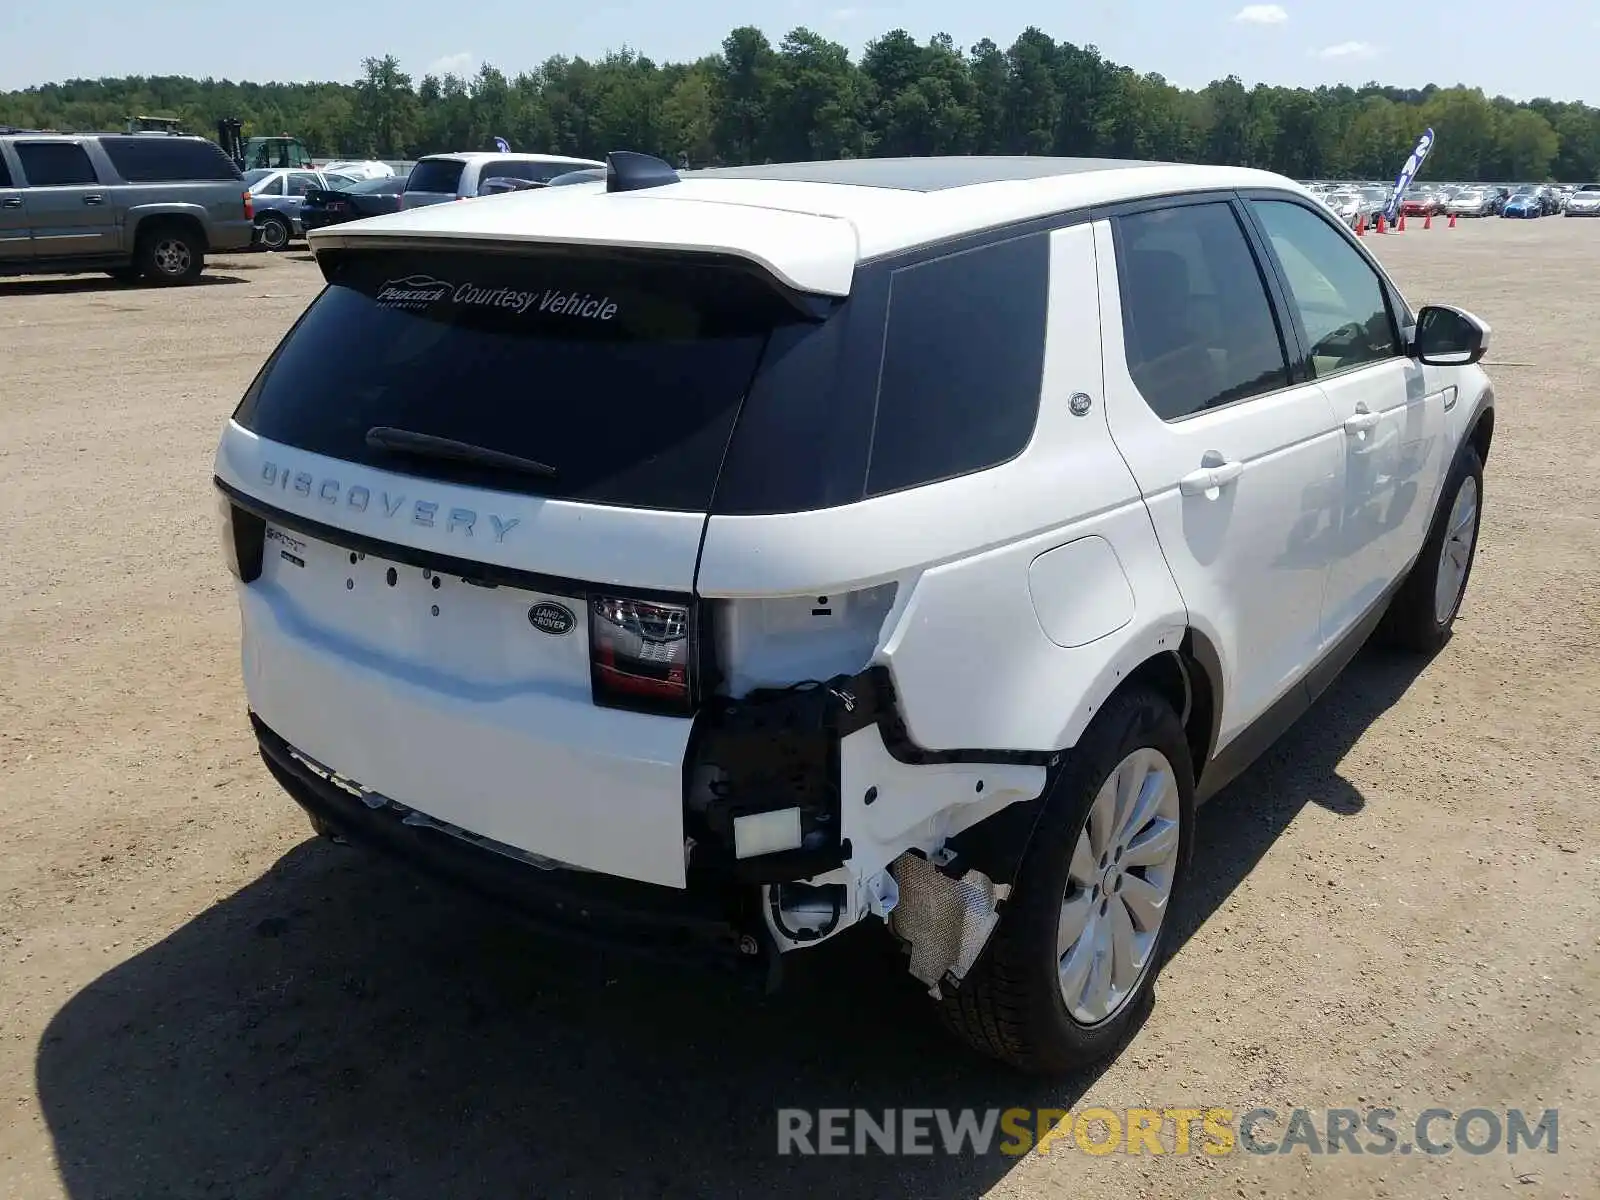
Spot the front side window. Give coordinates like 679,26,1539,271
14,142,98,187
1250,199,1400,378
1114,201,1291,421
287,172,320,196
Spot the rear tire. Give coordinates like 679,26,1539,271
1381,446,1484,655
136,223,204,284
939,687,1195,1074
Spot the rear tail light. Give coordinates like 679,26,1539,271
242,190,253,220
215,494,265,583
589,596,700,715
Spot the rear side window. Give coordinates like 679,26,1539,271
864,233,1049,497
1114,202,1290,421
15,142,98,187
405,160,465,194
234,249,815,511
99,136,240,182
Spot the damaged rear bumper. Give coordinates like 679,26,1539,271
253,663,1055,993
254,713,771,971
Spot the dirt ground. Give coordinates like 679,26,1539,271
1,219,1597,1200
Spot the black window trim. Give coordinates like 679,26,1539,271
1101,189,1308,424
1236,188,1414,383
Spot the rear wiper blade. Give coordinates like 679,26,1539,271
365,426,559,480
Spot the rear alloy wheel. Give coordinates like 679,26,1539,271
940,687,1194,1074
137,224,204,284
1382,446,1484,654
1057,748,1183,1025
256,213,292,252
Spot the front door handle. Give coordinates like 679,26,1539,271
82,194,105,205
0,197,21,209
1179,459,1244,497
1344,406,1382,436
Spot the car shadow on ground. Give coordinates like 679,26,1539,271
0,274,247,296
34,645,1424,1199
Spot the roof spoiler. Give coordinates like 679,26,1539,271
606,151,679,194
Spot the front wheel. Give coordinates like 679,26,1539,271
1382,446,1483,654
940,687,1195,1074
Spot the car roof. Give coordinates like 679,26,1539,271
418,152,606,165
311,156,1304,296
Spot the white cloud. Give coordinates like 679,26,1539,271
424,52,476,78
1233,5,1288,24
1316,40,1383,60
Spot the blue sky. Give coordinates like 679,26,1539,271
3,1,1598,103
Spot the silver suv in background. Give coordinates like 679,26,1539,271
400,152,606,208
0,133,254,283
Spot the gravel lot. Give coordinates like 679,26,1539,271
2,220,1597,1199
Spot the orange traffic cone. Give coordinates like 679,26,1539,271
1423,212,1432,229
1375,213,1387,234
1448,212,1457,228
1355,213,1366,235
1397,213,1406,231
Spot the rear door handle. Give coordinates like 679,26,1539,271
1179,459,1244,497
0,197,21,209
1344,407,1382,435
82,194,105,205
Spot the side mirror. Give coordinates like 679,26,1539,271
1411,304,1490,367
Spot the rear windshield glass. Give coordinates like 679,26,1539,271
233,249,813,511
405,159,465,194
476,158,593,188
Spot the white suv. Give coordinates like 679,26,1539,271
213,152,1495,1074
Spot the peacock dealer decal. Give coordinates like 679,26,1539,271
375,274,618,321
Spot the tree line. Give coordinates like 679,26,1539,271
4,26,1599,182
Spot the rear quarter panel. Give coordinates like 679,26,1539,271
696,222,1190,754
121,181,251,252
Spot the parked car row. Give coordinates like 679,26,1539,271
1305,178,1600,223
261,151,608,242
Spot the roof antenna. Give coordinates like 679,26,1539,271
606,151,680,194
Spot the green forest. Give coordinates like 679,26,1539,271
4,26,1599,182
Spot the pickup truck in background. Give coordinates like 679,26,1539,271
0,133,254,283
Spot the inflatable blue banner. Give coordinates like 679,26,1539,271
1385,128,1435,221
493,136,511,153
